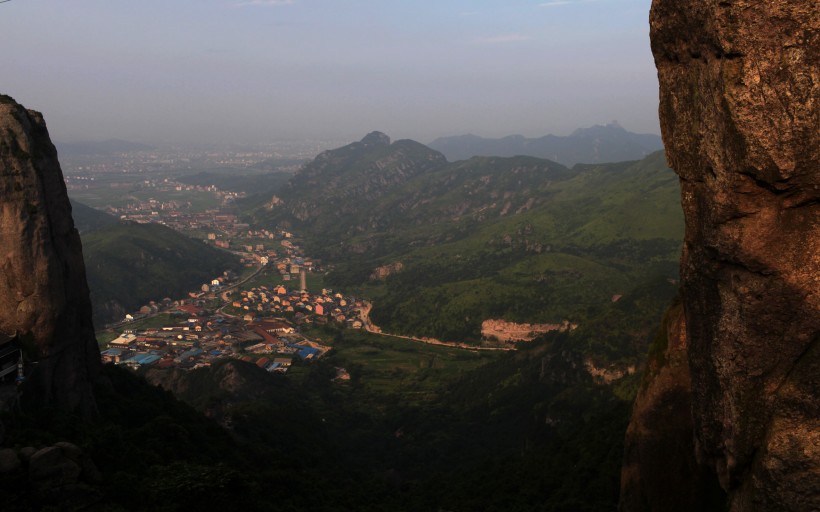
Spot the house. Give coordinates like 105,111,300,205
178,304,204,316
110,333,137,347
101,347,126,364
121,353,162,368
255,320,295,335
291,345,320,360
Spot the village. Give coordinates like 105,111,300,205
98,224,363,377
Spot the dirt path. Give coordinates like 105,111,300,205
358,302,514,352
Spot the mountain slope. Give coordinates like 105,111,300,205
82,222,241,324
356,152,682,347
429,122,663,166
70,199,118,234
252,131,449,240
248,134,682,352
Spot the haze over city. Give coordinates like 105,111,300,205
1,0,658,145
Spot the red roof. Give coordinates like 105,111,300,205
253,326,278,343
177,304,204,315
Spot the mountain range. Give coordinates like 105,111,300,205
428,122,663,167
249,132,683,355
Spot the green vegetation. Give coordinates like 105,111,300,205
68,173,223,211
69,199,117,233
303,325,500,400
0,135,688,510
4,321,645,511
248,143,682,356
81,222,241,324
177,169,292,195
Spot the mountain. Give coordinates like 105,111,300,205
621,3,820,511
81,222,241,325
0,94,99,414
250,133,682,353
56,138,154,156
352,151,683,348
253,131,449,239
69,199,118,234
429,122,663,166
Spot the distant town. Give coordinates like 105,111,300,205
99,225,362,379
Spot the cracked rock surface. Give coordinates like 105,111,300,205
622,2,819,511
0,95,99,415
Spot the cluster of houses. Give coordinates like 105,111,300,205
230,285,365,329
100,229,363,375
101,307,330,372
107,187,246,228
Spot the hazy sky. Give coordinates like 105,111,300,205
1,0,659,145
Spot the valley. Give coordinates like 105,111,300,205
3,123,685,510
2,1,815,508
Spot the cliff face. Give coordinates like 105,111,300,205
622,2,819,511
620,301,726,511
0,95,100,414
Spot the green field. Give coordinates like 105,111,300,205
96,312,186,349
302,326,500,401
71,187,222,211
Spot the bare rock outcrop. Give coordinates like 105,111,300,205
622,2,819,511
369,261,404,281
0,95,100,414
0,442,102,508
480,318,575,342
620,302,725,511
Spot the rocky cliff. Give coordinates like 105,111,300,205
622,1,819,511
0,95,100,415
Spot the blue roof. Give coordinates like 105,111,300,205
101,348,124,356
139,355,161,365
288,344,320,360
179,348,203,359
128,353,162,365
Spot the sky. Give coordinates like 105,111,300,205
0,0,659,145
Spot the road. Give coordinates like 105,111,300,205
358,302,515,352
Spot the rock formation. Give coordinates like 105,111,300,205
620,302,726,511
369,261,404,281
0,442,102,508
480,318,575,343
0,95,100,415
622,1,819,510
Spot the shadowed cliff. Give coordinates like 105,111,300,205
621,1,819,511
0,95,100,415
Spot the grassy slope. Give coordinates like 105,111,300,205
344,151,682,348
69,199,117,234
82,222,241,324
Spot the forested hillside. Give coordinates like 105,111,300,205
248,136,682,352
81,222,241,324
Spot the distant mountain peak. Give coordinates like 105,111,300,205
570,122,629,137
361,131,391,147
430,124,663,166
